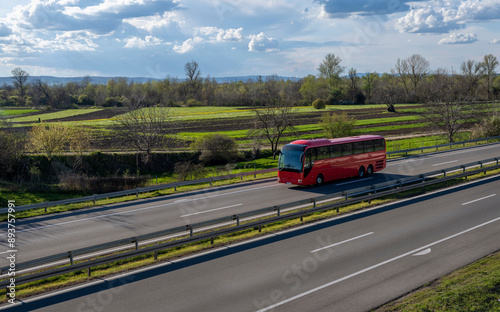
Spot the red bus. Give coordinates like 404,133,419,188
277,135,386,186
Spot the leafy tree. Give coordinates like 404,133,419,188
0,120,26,177
318,53,345,91
319,111,356,138
191,133,238,165
28,123,70,161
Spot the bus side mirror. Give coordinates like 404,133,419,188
274,150,281,160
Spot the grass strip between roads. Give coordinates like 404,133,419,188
1,167,500,305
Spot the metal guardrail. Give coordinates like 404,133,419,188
386,135,500,157
1,157,499,287
1,137,499,214
0,168,278,214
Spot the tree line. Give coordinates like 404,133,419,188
2,54,499,109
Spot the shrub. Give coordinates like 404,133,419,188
191,133,239,165
471,114,500,139
174,162,207,181
319,111,357,138
312,98,326,109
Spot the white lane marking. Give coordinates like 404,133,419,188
0,250,16,255
462,194,496,206
0,184,282,236
335,178,373,186
386,144,500,167
432,160,458,167
180,204,243,217
311,232,373,253
413,248,431,256
256,215,500,312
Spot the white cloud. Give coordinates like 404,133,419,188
489,38,500,44
248,32,279,52
173,36,203,53
396,7,461,33
123,11,182,32
123,35,163,49
396,0,500,34
438,33,478,44
196,27,243,42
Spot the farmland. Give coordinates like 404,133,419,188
3,103,480,151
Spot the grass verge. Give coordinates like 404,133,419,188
372,250,500,312
2,167,499,304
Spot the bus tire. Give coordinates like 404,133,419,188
366,165,374,176
358,166,365,178
316,174,324,186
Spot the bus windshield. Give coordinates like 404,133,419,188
278,144,306,173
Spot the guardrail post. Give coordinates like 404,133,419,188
68,251,74,265
496,158,499,166
93,195,96,205
210,237,214,245
133,237,138,250
88,267,91,277
186,225,193,237
136,190,139,198
312,199,316,209
442,170,446,178
274,206,280,216
44,207,47,213
210,178,213,186
233,215,240,226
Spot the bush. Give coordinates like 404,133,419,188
59,174,148,193
174,162,207,181
471,114,500,139
320,111,357,138
312,98,326,109
191,133,239,165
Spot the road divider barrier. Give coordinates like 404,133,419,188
1,157,499,290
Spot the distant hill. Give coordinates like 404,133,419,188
0,75,302,86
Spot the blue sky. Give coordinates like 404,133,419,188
0,0,499,79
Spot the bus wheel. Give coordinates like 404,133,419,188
316,174,324,186
358,166,365,178
366,165,374,176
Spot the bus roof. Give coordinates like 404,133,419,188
289,135,384,147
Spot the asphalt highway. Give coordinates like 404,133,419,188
1,143,499,266
5,170,500,311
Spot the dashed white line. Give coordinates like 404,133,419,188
180,204,243,217
432,160,458,167
462,194,496,206
257,215,500,312
311,232,373,253
336,178,373,186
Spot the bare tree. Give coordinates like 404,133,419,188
422,68,473,143
28,123,70,161
481,54,499,100
317,53,345,91
184,60,202,96
118,106,176,156
392,54,429,101
34,78,52,107
11,68,29,99
252,104,295,156
460,59,484,97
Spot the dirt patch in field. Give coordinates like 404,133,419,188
52,108,127,122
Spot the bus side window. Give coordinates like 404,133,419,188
342,143,352,156
318,146,329,160
331,144,341,157
364,140,374,153
304,149,312,168
374,139,385,151
353,142,363,155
